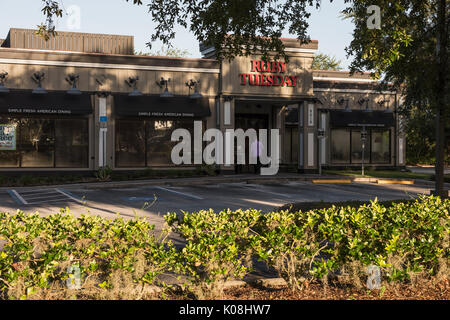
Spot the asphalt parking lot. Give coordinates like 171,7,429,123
0,180,434,233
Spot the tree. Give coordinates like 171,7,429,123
135,45,190,58
344,0,449,196
311,53,343,70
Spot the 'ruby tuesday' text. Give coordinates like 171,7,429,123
239,60,298,87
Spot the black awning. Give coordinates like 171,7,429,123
114,95,211,118
0,91,93,115
330,110,395,127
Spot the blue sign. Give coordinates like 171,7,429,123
99,116,108,122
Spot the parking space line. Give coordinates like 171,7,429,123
24,193,70,201
154,186,204,200
9,190,28,205
240,184,293,198
27,197,76,205
55,189,84,203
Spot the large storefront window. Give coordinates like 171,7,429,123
0,117,89,168
331,129,350,164
331,128,391,165
115,118,197,167
371,130,391,163
115,120,146,167
351,130,370,164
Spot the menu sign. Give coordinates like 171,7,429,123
0,124,16,150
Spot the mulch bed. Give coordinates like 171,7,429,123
163,279,449,300
221,279,449,300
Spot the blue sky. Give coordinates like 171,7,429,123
0,0,355,68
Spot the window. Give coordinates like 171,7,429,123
331,128,391,165
55,119,89,168
20,119,55,167
331,129,350,164
115,119,197,167
115,120,146,167
371,130,391,163
0,117,89,168
351,130,370,164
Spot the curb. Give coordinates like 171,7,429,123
0,175,445,191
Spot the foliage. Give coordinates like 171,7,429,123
0,196,448,299
135,45,191,58
40,0,325,62
164,208,260,299
253,196,449,291
0,210,174,300
312,52,343,71
400,105,450,165
94,166,113,182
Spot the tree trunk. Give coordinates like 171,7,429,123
434,0,448,198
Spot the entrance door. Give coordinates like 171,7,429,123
234,114,269,173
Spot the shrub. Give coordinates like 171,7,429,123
164,208,259,299
94,166,113,182
0,210,174,300
253,196,450,291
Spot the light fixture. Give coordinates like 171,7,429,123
157,77,173,98
125,76,142,96
32,72,47,94
337,97,351,112
0,72,9,93
66,74,81,95
378,99,393,113
185,79,203,99
358,98,372,113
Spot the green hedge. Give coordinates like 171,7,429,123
0,196,449,299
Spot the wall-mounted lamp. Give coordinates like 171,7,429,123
358,98,372,113
66,74,81,95
126,76,142,96
337,97,351,112
32,72,47,94
185,79,202,99
156,77,173,98
378,99,393,113
0,72,9,93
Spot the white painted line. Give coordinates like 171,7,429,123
240,184,293,198
154,186,204,200
10,189,28,205
23,193,68,201
27,198,76,205
16,189,56,194
55,188,84,203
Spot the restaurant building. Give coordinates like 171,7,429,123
0,28,405,173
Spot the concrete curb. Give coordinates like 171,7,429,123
0,175,446,191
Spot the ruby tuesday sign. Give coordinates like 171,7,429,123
239,60,297,87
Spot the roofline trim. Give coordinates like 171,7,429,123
0,58,221,74
314,88,396,95
313,76,377,83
